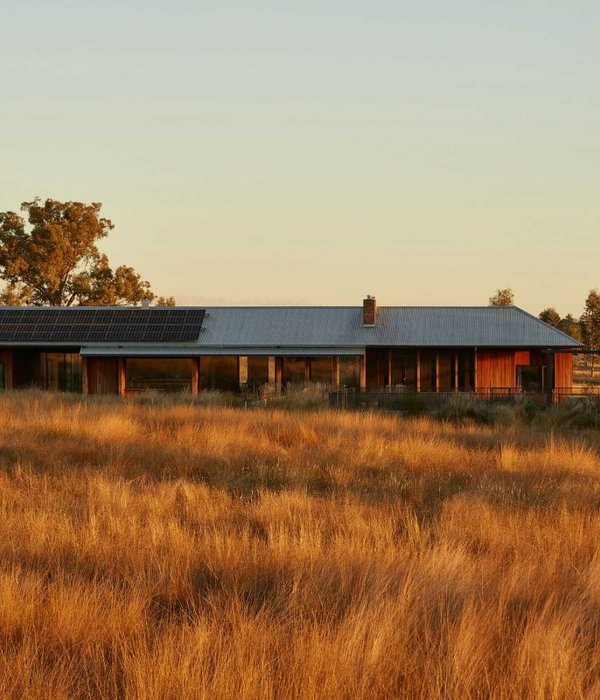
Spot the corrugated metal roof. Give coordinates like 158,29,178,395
2,305,581,352
196,306,580,349
80,346,203,357
80,345,363,357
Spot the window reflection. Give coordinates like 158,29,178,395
282,358,306,384
339,357,361,388
199,357,239,392
419,351,436,392
309,358,333,384
126,358,193,392
247,357,269,387
41,353,82,393
517,365,543,392
390,351,417,389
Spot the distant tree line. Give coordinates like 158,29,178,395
489,287,600,376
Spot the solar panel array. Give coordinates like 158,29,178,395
0,308,206,343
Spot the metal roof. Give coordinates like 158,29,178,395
0,305,581,351
80,345,363,357
196,306,580,349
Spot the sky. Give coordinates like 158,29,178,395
1,0,599,315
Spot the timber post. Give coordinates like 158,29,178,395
118,358,126,396
82,357,89,396
546,349,554,408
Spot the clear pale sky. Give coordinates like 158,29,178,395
1,1,599,315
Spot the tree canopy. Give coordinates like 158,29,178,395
0,198,174,306
581,290,600,350
580,289,600,376
488,288,514,306
538,307,561,328
559,313,582,343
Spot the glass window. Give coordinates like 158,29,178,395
517,365,543,392
458,350,474,390
199,356,239,392
366,350,388,388
310,358,333,384
419,351,436,392
339,357,361,388
391,351,417,389
438,351,453,392
41,353,82,393
126,358,193,392
247,357,269,387
11,351,41,389
0,362,4,390
282,358,306,384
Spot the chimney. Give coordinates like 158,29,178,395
363,295,377,326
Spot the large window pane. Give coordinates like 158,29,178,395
41,353,82,393
11,351,41,389
247,357,269,387
339,357,361,388
438,351,453,392
199,356,239,391
282,358,306,384
366,350,388,388
419,351,436,392
310,358,332,384
391,351,417,389
517,365,543,392
458,350,474,390
127,358,193,392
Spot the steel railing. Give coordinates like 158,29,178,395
329,387,600,410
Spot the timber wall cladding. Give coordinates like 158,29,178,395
476,350,516,389
514,351,530,365
554,353,573,389
87,358,119,395
514,350,544,366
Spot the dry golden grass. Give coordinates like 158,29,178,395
1,391,600,699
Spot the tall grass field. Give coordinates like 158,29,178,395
1,391,600,698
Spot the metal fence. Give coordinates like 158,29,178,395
328,387,600,411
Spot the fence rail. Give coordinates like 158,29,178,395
328,387,600,411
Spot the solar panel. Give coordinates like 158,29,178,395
0,308,206,344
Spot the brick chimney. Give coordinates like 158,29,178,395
363,295,377,326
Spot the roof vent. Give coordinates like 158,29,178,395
363,295,377,326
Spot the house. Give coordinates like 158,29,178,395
0,297,580,395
